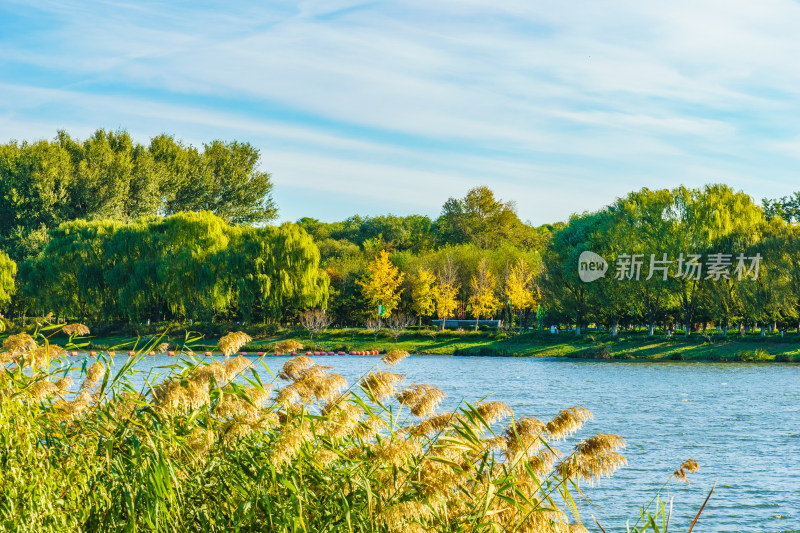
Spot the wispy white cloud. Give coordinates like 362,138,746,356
2,0,800,224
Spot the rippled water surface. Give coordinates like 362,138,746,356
73,354,800,532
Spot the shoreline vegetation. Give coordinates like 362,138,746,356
21,322,800,362
6,136,800,355
0,325,706,531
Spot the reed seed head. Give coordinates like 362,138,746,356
61,323,90,336
381,349,409,367
475,401,514,424
360,370,405,401
223,355,252,381
217,331,252,356
396,384,446,417
546,407,592,440
275,339,304,353
674,458,700,483
279,355,315,381
85,362,105,384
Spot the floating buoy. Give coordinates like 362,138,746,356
306,351,313,355
338,351,345,355
349,351,356,355
186,351,194,356
240,351,247,356
89,351,97,357
70,351,78,357
108,351,115,357
148,351,155,357
167,351,175,357
204,351,212,357
257,351,265,356
326,351,333,355
128,351,135,357
290,351,297,355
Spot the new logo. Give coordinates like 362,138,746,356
578,251,608,282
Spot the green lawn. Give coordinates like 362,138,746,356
52,326,800,362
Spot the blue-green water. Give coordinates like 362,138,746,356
69,354,800,532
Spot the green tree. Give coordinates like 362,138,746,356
0,250,16,309
436,186,525,248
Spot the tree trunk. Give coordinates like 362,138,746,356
612,317,619,337
760,323,765,337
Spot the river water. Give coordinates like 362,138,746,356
70,354,800,532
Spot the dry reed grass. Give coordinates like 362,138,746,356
0,329,699,533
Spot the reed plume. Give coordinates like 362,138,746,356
217,331,252,356
61,323,90,336
381,349,409,367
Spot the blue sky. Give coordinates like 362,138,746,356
2,0,800,225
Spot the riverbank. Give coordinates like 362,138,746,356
44,326,800,362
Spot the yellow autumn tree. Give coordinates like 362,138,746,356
411,268,437,327
469,258,497,331
434,255,459,331
358,250,404,318
504,258,539,331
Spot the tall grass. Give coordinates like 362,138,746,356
1,326,697,532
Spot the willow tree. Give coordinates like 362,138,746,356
264,223,329,321
358,250,404,320
152,211,233,322
222,226,272,324
664,185,766,336
21,219,121,321
0,250,16,309
102,218,160,322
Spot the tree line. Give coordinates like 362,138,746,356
3,129,800,335
9,212,326,324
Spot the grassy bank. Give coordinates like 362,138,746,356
47,325,800,362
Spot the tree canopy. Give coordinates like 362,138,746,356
0,130,276,262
